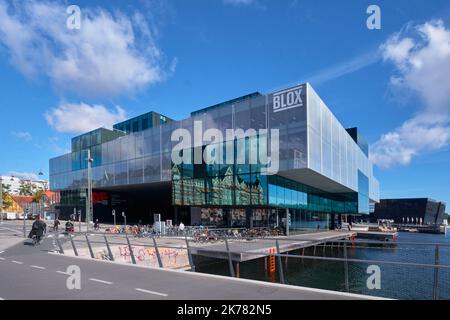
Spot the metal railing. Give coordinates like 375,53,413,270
42,229,450,300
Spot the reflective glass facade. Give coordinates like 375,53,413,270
50,82,380,228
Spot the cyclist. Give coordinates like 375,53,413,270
28,216,47,246
65,220,75,233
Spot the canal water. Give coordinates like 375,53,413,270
195,233,450,300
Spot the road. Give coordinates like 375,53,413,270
0,224,380,300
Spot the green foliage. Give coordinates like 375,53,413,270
18,181,34,196
1,184,13,209
32,189,45,203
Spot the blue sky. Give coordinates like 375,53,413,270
0,0,449,206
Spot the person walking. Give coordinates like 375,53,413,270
53,218,60,232
94,219,100,231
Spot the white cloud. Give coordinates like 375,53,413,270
371,116,450,169
223,0,257,6
45,103,127,134
371,20,450,169
11,131,32,141
0,0,169,98
306,51,380,85
6,171,39,181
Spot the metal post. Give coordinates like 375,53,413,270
23,208,28,238
275,240,285,284
56,237,64,254
152,237,163,268
343,242,349,292
225,239,235,277
122,212,127,231
86,149,93,232
85,234,95,259
112,210,116,226
185,235,195,272
125,235,136,264
69,235,78,256
286,209,290,236
433,245,440,300
104,235,114,261
78,209,81,233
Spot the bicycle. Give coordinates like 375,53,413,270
31,234,43,246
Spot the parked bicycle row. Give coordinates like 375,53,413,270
101,224,283,242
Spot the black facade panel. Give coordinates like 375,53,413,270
372,198,446,225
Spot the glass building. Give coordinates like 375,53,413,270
50,83,380,231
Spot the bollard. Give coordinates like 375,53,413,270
56,236,64,254
69,235,78,256
275,240,285,284
185,235,195,272
125,235,136,265
224,239,235,277
104,235,114,261
85,234,95,259
152,237,163,268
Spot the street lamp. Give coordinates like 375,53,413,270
86,149,94,232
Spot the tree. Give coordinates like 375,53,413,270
32,190,45,203
1,184,13,209
18,181,33,196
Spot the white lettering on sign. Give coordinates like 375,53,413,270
273,86,304,113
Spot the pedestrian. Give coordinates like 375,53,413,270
179,221,185,233
53,218,60,232
94,219,100,231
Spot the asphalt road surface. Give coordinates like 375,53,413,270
0,225,378,300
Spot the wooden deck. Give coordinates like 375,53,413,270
190,230,356,262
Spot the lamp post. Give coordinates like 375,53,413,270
38,170,44,219
86,149,94,232
112,209,116,226
122,211,127,230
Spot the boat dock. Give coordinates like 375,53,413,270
356,231,398,241
190,230,356,262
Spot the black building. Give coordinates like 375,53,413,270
372,198,446,225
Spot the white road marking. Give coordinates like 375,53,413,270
11,261,23,265
0,257,5,261
56,271,68,275
89,278,113,285
0,297,4,300
31,265,46,270
135,288,168,297
0,251,4,254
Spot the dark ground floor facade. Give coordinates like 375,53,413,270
54,178,366,232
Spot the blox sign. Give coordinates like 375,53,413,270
273,85,304,113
